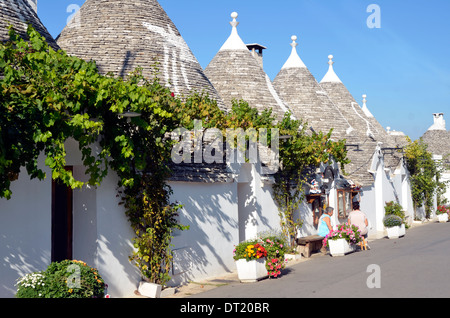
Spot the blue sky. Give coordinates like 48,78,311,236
36,0,450,141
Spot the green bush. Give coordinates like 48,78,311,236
384,201,405,220
15,260,106,298
383,215,403,228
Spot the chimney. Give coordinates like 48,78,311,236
428,113,446,131
246,43,266,69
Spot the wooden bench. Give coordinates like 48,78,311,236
296,235,325,258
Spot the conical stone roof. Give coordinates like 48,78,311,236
56,0,224,108
0,0,59,50
319,55,402,186
272,36,359,142
204,12,290,121
319,55,390,143
421,113,450,157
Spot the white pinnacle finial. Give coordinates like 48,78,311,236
230,12,239,27
281,34,305,69
328,55,334,66
320,54,342,83
361,94,374,118
219,12,248,51
290,35,298,48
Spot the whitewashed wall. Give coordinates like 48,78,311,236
67,139,141,298
168,181,239,286
0,141,141,298
0,154,52,298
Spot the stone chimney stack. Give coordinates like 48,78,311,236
428,113,446,131
246,43,266,69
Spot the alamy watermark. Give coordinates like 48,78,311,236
170,120,280,175
367,4,381,29
66,4,81,29
66,264,81,289
366,264,381,288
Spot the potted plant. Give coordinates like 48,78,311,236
436,205,449,223
383,215,405,239
322,223,362,257
233,239,268,282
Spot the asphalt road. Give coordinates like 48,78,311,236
191,222,450,298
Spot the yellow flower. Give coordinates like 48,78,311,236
68,289,73,293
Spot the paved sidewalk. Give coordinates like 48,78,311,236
136,220,431,298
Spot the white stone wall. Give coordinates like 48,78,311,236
0,154,52,297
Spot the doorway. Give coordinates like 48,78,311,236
51,167,73,262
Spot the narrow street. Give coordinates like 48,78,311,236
186,222,450,298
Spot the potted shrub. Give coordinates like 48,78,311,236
436,205,449,223
322,223,362,257
233,239,268,282
15,260,107,298
383,215,405,239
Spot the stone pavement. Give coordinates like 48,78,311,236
134,220,431,298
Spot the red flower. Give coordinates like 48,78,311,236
171,92,175,97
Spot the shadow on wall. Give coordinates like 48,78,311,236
168,182,240,286
90,171,141,297
0,165,52,298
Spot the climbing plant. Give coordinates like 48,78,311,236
272,113,349,251
403,136,445,218
0,26,187,285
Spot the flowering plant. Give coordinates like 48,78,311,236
322,223,362,247
233,240,268,261
15,260,107,298
15,272,46,298
436,205,450,215
266,258,284,278
263,236,287,278
233,234,288,278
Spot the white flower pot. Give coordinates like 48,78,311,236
437,214,448,223
138,281,162,298
386,224,405,239
235,258,268,282
328,238,355,257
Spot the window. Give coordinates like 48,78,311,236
337,190,361,222
337,190,351,221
